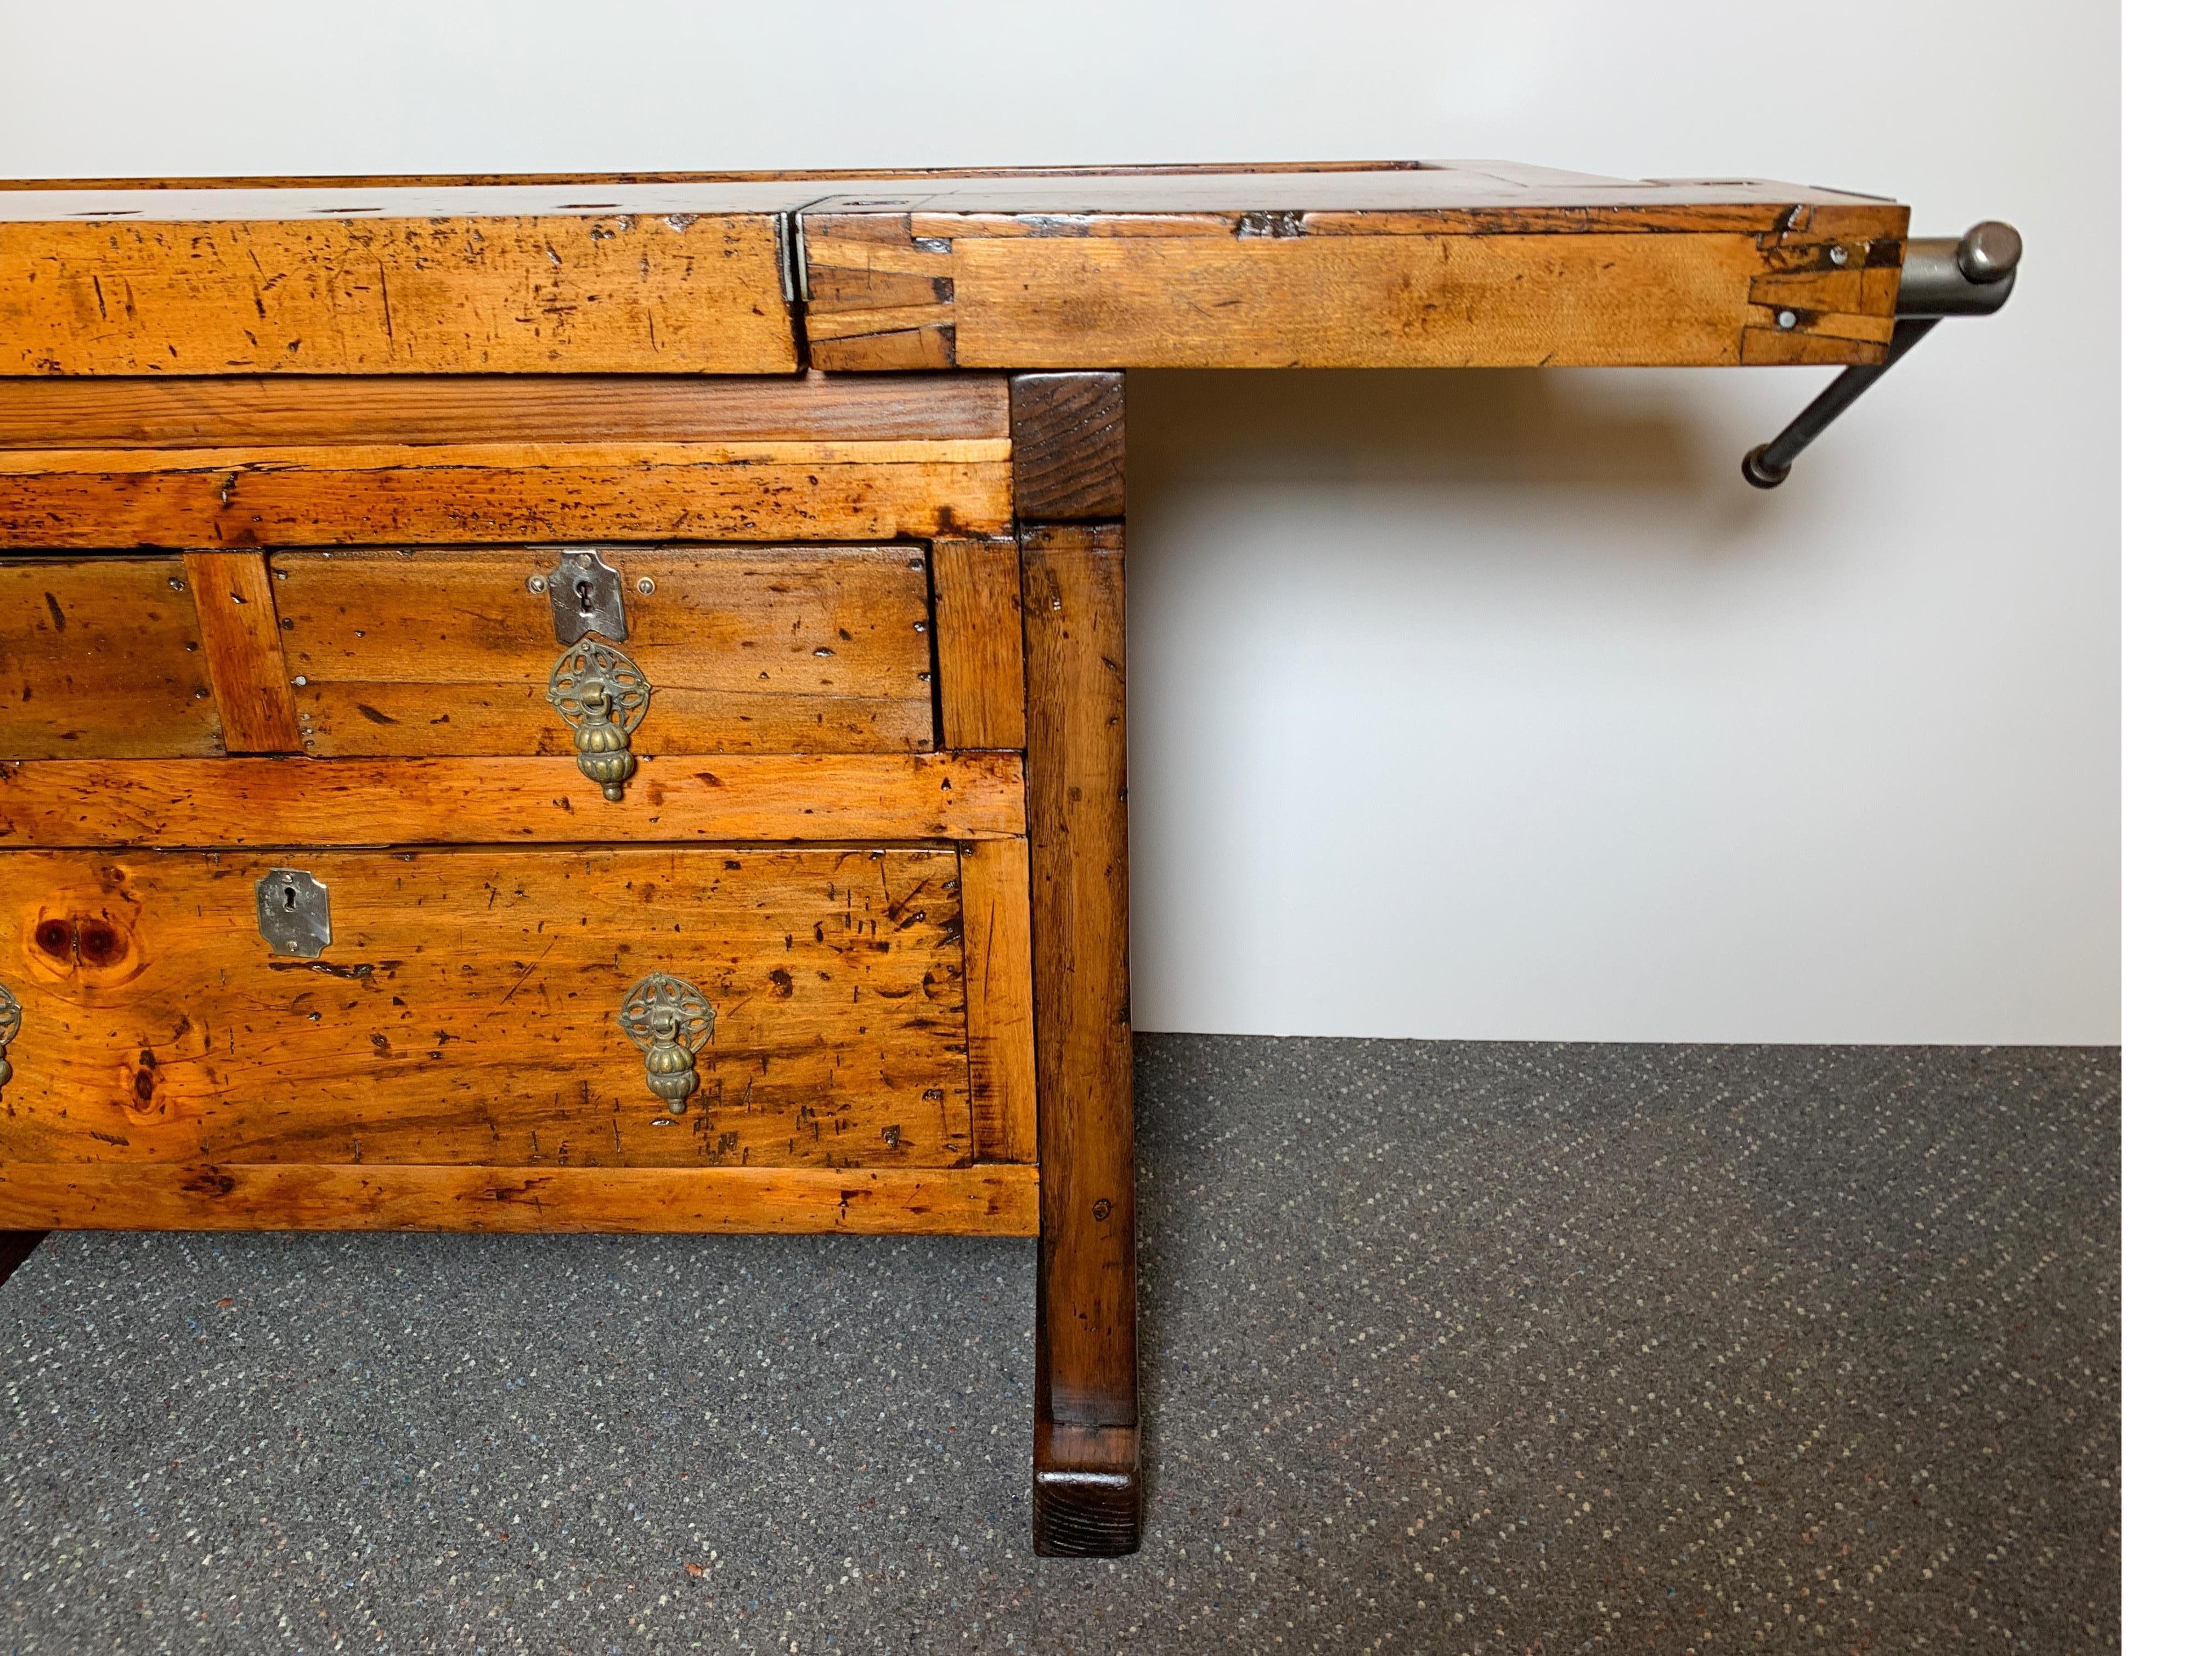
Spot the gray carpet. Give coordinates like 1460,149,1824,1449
0,1039,2117,1654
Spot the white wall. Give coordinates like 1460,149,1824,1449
0,0,2117,1043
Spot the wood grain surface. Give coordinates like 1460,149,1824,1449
0,166,1909,376
0,440,1013,548
930,537,1025,750
0,1163,1038,1236
1011,373,1126,521
960,837,1039,1164
1022,521,1141,1553
0,555,220,759
1035,1411,1143,1557
269,545,933,758
810,222,1901,370
1021,524,1137,1430
180,550,300,753
0,846,972,1169
0,211,793,376
0,371,1010,448
0,752,1026,847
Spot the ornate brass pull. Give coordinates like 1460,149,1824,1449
0,981,20,1096
618,972,715,1112
545,640,651,802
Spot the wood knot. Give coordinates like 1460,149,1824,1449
22,906,146,987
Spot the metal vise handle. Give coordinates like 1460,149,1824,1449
1742,221,2022,488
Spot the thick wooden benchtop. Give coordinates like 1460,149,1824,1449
0,161,1908,376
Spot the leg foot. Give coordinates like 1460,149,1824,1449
0,1231,46,1288
1034,1410,1141,1557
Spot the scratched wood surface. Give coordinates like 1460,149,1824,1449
0,555,221,759
958,836,1038,1164
808,219,1905,371
270,545,934,757
180,550,300,752
0,752,1026,847
0,165,1909,375
0,440,1013,548
0,371,1011,448
0,846,974,1169
930,536,1025,751
0,1162,1038,1236
0,202,794,375
1022,524,1137,1426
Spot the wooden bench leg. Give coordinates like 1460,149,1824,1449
0,1230,46,1288
1023,522,1141,1556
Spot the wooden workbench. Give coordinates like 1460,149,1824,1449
0,161,1911,1556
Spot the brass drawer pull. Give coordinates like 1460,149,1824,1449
546,640,651,802
0,981,19,1096
618,972,715,1111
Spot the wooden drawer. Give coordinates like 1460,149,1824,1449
272,543,934,757
0,840,1036,1197
1,544,936,763
0,555,221,758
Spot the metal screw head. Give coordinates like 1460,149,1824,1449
1776,309,1799,330
634,577,655,595
526,574,548,594
1828,245,1849,266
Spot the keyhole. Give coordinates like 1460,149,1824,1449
282,885,297,911
575,579,594,616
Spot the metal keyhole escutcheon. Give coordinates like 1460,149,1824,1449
618,972,716,1111
255,869,332,957
545,640,651,801
0,981,20,1096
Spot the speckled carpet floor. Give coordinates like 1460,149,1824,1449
0,1039,2117,1655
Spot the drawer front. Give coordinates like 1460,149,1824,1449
0,846,974,1169
1,543,938,763
273,544,934,757
1,556,220,758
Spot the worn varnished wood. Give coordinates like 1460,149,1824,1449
0,846,972,1169
0,371,1010,448
0,555,221,759
0,440,1012,548
271,545,933,758
797,168,1906,372
180,550,300,753
1022,522,1139,1552
1011,374,1126,521
810,222,1900,370
1,166,1909,378
0,191,795,376
930,537,1025,750
960,838,1039,1165
0,1165,1037,1236
0,752,1025,847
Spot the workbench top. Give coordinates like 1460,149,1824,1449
0,161,1909,375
